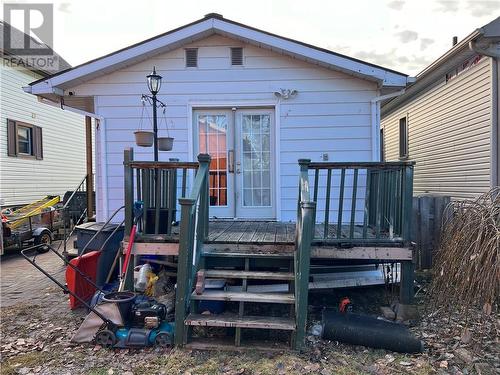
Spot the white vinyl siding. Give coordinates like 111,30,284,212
0,64,88,206
68,35,378,221
382,57,492,199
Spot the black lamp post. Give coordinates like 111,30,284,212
144,67,164,234
146,66,162,162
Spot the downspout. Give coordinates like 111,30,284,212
371,89,407,161
98,118,109,221
470,41,500,187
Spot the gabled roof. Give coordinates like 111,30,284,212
27,13,409,95
1,21,71,75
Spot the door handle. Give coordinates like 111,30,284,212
228,150,234,173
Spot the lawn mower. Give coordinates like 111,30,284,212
21,244,174,349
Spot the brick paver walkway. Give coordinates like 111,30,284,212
1,242,68,308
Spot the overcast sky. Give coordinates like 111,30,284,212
5,0,500,75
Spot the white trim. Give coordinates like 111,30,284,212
187,100,280,220
274,102,282,221
29,17,409,95
99,117,109,221
371,89,406,161
212,19,407,87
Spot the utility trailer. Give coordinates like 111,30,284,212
1,205,65,254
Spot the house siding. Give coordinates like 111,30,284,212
382,57,492,199
0,63,88,207
68,35,379,222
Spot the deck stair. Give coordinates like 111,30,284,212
184,251,299,349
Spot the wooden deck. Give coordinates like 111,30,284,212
132,220,392,245
207,221,296,244
125,220,410,261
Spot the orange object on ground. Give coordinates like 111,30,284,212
339,297,352,313
66,251,101,309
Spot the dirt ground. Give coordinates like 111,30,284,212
1,248,498,375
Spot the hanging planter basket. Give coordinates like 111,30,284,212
134,131,154,147
158,137,174,151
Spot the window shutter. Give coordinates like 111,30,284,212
33,126,43,160
7,119,17,156
185,48,198,67
231,47,243,65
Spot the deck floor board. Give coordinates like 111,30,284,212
133,221,393,246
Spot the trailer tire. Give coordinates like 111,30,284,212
34,230,52,253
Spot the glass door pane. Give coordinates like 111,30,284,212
198,114,228,207
241,114,271,207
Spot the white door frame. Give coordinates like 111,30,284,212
188,101,281,221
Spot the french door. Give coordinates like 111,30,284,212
194,108,275,219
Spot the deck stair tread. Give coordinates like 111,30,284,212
185,337,292,351
202,269,294,280
185,313,296,330
191,290,295,304
202,248,294,258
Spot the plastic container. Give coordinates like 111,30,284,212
66,250,101,310
158,137,174,151
134,131,154,147
102,291,136,324
75,222,124,286
135,264,152,292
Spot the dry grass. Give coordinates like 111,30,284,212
431,187,500,313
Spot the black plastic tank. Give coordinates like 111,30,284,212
322,309,423,353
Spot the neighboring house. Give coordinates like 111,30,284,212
1,22,88,207
26,13,412,222
381,17,500,199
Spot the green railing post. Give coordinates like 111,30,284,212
124,148,134,235
400,163,415,304
401,164,414,245
295,201,315,350
197,154,211,239
174,197,196,346
167,158,179,235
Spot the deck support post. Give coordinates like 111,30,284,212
124,148,134,235
294,201,315,350
123,148,135,290
174,197,196,346
400,164,415,304
400,260,414,304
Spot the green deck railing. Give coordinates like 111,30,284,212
174,154,210,346
293,159,415,348
300,160,415,246
123,148,199,238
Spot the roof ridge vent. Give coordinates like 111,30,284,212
204,13,223,19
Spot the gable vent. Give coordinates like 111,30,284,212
231,47,243,65
185,48,198,67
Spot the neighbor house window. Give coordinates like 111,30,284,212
7,119,43,159
231,47,243,65
17,125,32,155
399,116,408,159
185,48,198,67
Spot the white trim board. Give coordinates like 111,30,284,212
27,15,410,95
187,101,281,221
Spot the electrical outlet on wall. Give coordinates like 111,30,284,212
322,153,329,161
